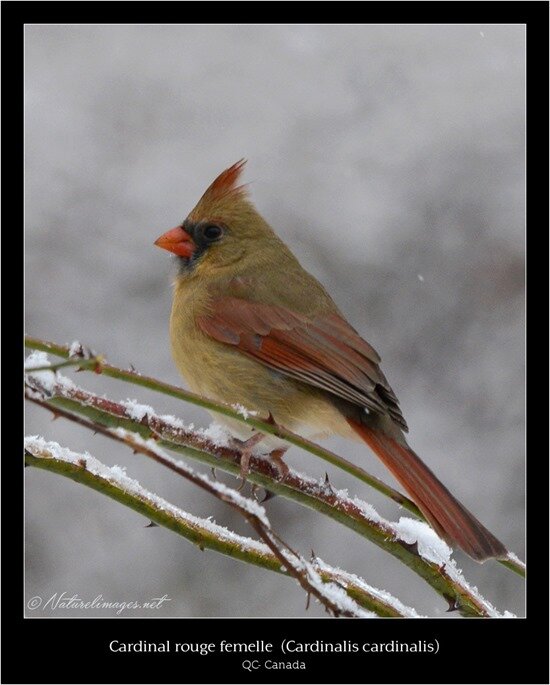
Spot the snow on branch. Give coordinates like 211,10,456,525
25,340,523,617
24,336,421,514
24,336,526,583
24,436,416,618
26,373,510,618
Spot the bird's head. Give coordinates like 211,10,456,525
155,160,281,276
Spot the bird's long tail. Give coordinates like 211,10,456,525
347,419,507,561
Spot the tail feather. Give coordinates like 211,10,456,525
348,420,508,562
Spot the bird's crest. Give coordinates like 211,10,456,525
199,159,248,205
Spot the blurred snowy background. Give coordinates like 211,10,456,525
25,24,525,617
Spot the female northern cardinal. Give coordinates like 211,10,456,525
155,160,507,562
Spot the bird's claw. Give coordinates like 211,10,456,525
269,447,289,482
232,432,265,488
238,450,251,488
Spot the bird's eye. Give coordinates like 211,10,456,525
202,224,223,241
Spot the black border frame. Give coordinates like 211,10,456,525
5,3,548,684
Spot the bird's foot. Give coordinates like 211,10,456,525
268,447,289,481
230,432,266,489
251,448,288,502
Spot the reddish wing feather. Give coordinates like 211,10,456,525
198,297,407,429
198,297,508,560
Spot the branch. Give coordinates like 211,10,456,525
24,438,419,618
24,335,525,580
24,336,419,513
26,372,512,617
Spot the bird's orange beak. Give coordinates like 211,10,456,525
154,226,196,258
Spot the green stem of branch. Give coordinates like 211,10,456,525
25,445,408,617
28,385,496,617
25,335,525,581
25,335,419,513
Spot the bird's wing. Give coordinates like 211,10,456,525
198,296,407,431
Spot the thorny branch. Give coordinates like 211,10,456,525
25,439,421,617
24,335,526,581
26,367,515,618
24,336,420,512
25,424,364,618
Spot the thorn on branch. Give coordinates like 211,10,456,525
269,448,289,481
260,489,277,503
443,594,460,612
398,538,419,555
321,472,335,496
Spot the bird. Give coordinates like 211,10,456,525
154,160,507,562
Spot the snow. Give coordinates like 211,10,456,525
284,471,513,617
157,413,188,431
393,517,515,618
24,435,272,557
25,368,518,617
506,552,526,571
68,340,86,357
196,423,232,448
282,468,387,526
112,428,270,526
120,399,155,422
25,433,374,615
25,351,77,395
203,476,270,525
25,351,50,370
123,404,230,449
314,557,423,618
231,403,258,419
283,472,514,617
27,434,502,618
394,517,452,563
25,364,239,455
109,464,129,480
278,549,374,618
308,576,374,618
26,435,84,464
24,351,56,393
349,495,385,524
25,440,407,617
